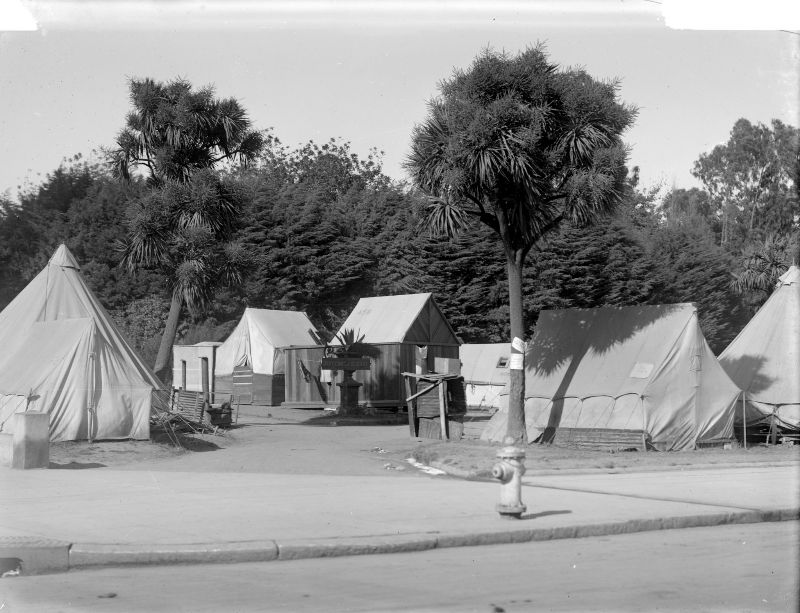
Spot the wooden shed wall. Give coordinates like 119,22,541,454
283,346,338,408
360,343,459,408
282,344,459,409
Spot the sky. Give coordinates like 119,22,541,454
0,1,798,200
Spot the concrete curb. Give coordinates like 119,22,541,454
276,533,440,561
5,507,797,575
69,540,280,569
0,536,70,575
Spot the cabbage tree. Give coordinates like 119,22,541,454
406,46,637,443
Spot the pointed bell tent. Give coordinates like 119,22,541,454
0,245,162,442
482,304,741,450
720,265,800,432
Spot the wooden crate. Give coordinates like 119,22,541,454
417,417,464,441
416,378,466,417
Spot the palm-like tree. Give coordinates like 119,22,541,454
113,78,262,382
406,46,637,443
731,233,797,308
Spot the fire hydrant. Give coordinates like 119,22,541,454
492,446,526,519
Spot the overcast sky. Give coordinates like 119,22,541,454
1,1,798,199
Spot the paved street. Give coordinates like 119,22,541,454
2,522,796,612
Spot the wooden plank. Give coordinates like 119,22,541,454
405,382,439,403
417,417,464,440
553,427,649,451
404,376,417,437
438,379,448,440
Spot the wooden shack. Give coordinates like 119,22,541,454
285,293,461,410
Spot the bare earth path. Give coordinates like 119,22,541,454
47,405,800,478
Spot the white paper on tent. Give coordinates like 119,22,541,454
628,362,653,379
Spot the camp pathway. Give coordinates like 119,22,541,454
0,463,797,574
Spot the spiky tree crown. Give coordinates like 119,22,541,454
406,45,637,253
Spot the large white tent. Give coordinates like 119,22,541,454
720,265,800,431
213,308,321,404
0,245,161,441
482,304,741,450
459,343,510,410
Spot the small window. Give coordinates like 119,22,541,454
496,356,509,368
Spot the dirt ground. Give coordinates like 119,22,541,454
47,404,800,477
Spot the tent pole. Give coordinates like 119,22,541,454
88,352,95,443
742,392,746,450
641,395,647,452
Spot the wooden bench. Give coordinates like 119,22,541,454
169,389,215,431
553,427,650,451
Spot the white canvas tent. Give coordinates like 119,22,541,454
214,308,321,404
720,265,800,431
482,304,740,450
0,245,161,442
459,343,510,410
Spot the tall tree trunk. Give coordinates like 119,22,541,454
153,293,183,385
505,249,527,444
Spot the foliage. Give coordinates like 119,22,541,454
692,118,799,251
111,296,173,365
406,45,637,253
0,160,162,313
120,169,251,312
236,137,407,336
112,78,263,185
731,234,797,311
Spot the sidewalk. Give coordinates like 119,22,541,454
1,463,797,575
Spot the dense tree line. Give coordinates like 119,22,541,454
0,112,796,369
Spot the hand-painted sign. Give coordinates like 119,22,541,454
321,357,371,371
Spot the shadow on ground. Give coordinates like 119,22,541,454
151,428,225,452
301,412,408,427
521,509,572,520
49,461,107,469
